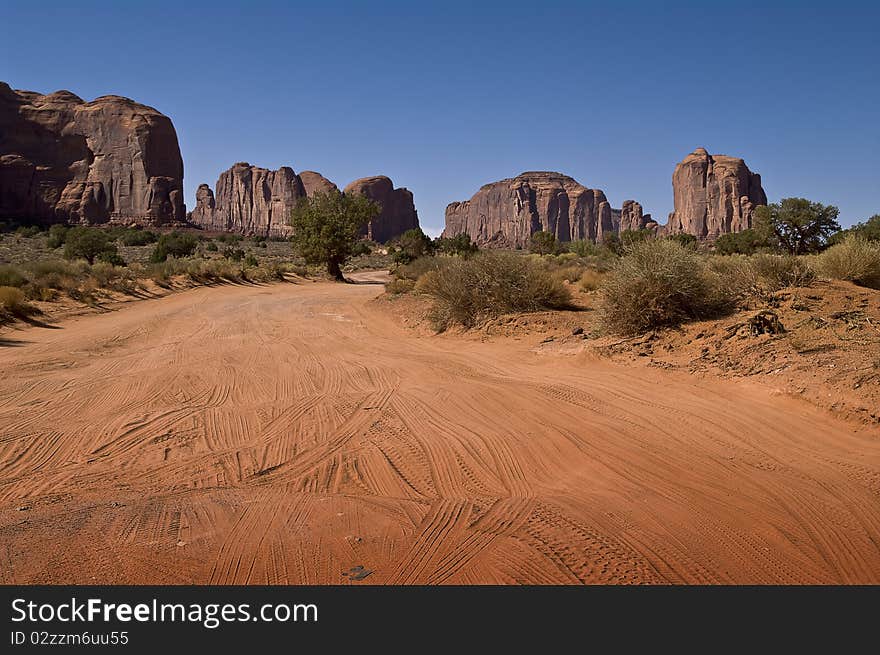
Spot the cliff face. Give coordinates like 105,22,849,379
667,148,767,238
443,171,647,247
191,167,419,241
0,82,185,225
342,176,419,243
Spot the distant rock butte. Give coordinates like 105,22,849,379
342,175,419,243
190,166,418,240
442,171,649,247
667,148,767,239
0,82,185,225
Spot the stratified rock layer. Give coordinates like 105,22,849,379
0,82,185,225
443,171,633,247
667,148,767,239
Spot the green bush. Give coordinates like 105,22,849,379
150,232,198,262
205,241,218,252
530,231,558,255
666,233,697,248
394,257,440,281
46,224,69,249
63,227,121,264
15,225,43,238
435,233,478,257
222,247,245,262
714,229,766,255
118,228,158,246
600,239,735,335
0,265,27,288
567,240,603,257
415,252,572,331
391,229,433,264
814,235,880,289
244,253,259,267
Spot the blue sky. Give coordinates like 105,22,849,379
2,1,877,235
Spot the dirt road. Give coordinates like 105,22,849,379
1,278,878,583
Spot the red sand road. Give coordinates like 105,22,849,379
1,278,879,583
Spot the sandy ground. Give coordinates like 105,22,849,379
1,276,879,584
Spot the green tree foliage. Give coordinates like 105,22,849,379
530,231,558,255
666,232,697,248
831,214,880,244
46,224,69,249
289,191,379,280
391,228,434,264
63,227,122,265
435,233,478,257
754,198,841,254
714,228,767,255
150,232,198,263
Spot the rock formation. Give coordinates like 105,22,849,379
189,162,305,236
342,176,419,243
618,200,659,233
666,148,767,239
298,171,338,197
442,171,640,248
0,82,185,225
191,167,418,241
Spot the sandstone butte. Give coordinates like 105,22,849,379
190,164,419,240
442,150,766,247
0,82,185,226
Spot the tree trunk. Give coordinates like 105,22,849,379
327,258,345,282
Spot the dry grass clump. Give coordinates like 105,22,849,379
707,253,815,303
385,278,416,294
0,286,36,320
814,236,880,289
394,257,440,281
600,240,735,335
578,269,606,291
415,252,572,331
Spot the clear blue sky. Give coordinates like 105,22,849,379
2,1,877,235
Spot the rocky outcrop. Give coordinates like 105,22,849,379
189,162,305,236
618,200,659,233
342,175,419,243
443,171,633,248
0,82,185,225
299,170,338,197
667,148,767,239
191,167,419,240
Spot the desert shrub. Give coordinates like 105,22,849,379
151,232,198,262
385,278,416,295
550,264,585,284
222,247,245,261
748,253,815,290
351,241,372,257
666,233,698,249
814,236,880,289
15,225,43,238
63,227,120,264
530,231,558,255
714,229,766,255
435,233,478,257
244,253,259,267
205,241,218,252
394,256,439,281
46,224,69,249
0,265,27,288
600,239,735,335
578,269,605,291
216,233,242,244
415,252,571,331
0,286,36,318
568,240,603,257
118,228,158,246
836,214,880,243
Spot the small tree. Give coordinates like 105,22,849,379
63,227,120,264
831,214,880,244
289,191,379,280
530,231,557,255
435,233,478,258
392,228,434,264
714,229,767,255
150,232,198,262
754,198,841,254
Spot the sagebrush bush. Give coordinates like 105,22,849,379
394,257,439,281
814,236,880,289
0,264,27,288
0,286,36,318
578,269,605,291
600,240,734,335
415,252,571,331
385,278,416,294
748,253,815,290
